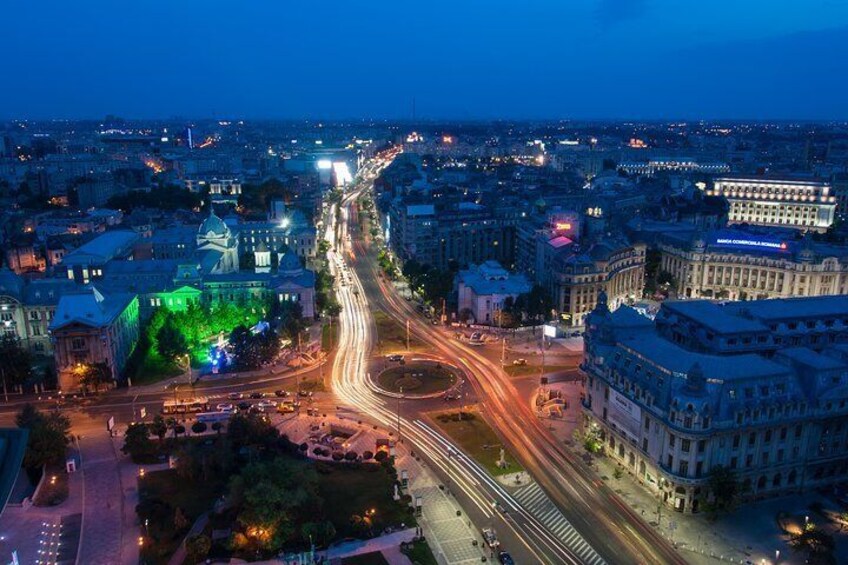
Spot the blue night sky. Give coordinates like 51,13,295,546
3,0,848,120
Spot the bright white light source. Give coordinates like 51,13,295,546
317,159,332,170
280,217,290,229
333,162,353,186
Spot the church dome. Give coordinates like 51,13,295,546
199,210,229,238
278,250,303,275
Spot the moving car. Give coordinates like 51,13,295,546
250,391,266,399
237,401,251,411
227,392,244,400
481,527,499,549
512,359,527,366
256,400,277,410
497,551,514,565
387,354,404,362
277,403,295,414
216,403,234,412
274,390,290,398
298,390,313,398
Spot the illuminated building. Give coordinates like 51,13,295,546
50,286,140,390
618,158,730,177
582,294,848,513
706,176,836,232
388,200,518,271
195,209,240,274
657,228,848,300
544,237,646,327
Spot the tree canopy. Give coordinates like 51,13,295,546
16,404,71,469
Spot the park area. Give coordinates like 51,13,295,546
373,311,426,353
133,413,419,564
375,361,458,395
431,410,522,476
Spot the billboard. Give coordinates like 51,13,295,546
710,232,789,253
608,390,641,442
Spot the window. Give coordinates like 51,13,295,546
697,440,706,453
681,439,691,453
733,435,740,449
669,434,676,448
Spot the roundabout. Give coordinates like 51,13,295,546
371,357,462,398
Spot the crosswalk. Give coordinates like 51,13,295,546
513,482,606,565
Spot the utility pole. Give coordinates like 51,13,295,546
501,337,506,366
406,320,410,351
1,366,7,403
397,387,403,444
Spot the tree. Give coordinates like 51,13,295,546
276,301,307,342
75,362,112,393
155,315,189,361
790,525,836,563
229,457,320,553
301,521,336,547
122,423,155,463
185,534,212,563
16,404,71,469
0,335,34,396
150,415,167,443
705,465,741,515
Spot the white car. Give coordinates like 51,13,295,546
216,403,234,412
256,399,278,410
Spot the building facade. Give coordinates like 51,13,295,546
455,261,532,325
49,287,140,390
582,295,848,514
706,176,836,232
657,229,848,300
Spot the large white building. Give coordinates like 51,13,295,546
657,228,848,300
455,261,531,325
706,176,835,232
582,294,848,514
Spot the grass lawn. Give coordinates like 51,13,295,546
342,551,390,565
377,363,457,395
32,464,69,507
431,410,523,476
373,311,425,352
318,461,416,538
322,322,339,352
404,538,438,565
138,468,226,564
503,363,571,378
129,349,184,386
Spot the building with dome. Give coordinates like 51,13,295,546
195,209,240,274
582,293,848,513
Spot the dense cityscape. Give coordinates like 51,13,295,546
4,3,848,565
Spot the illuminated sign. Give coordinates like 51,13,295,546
714,238,788,251
555,222,572,231
316,159,332,170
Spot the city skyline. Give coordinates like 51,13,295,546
3,0,848,120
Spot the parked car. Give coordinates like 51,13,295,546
237,401,251,411
512,359,527,366
277,403,295,414
216,403,234,412
274,390,290,398
228,392,244,400
497,551,514,565
257,400,277,410
250,391,265,399
298,390,313,398
387,354,405,362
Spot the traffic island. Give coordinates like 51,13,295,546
372,360,460,398
429,409,523,477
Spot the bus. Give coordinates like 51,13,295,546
196,411,233,424
161,397,210,415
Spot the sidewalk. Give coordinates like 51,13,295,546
395,449,487,565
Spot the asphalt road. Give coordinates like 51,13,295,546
343,159,687,565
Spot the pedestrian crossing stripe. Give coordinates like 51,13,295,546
514,483,607,565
